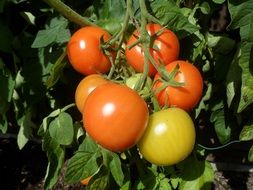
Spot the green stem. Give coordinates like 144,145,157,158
107,0,131,79
197,140,241,151
133,0,150,91
43,0,96,27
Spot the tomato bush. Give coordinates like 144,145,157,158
1,0,253,190
83,83,149,152
138,108,196,166
153,60,203,111
67,26,112,75
75,74,108,112
125,23,180,76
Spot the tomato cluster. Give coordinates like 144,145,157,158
67,23,203,167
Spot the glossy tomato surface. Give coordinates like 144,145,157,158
153,60,203,111
83,83,149,152
67,26,112,75
125,23,180,76
75,74,109,113
138,108,196,166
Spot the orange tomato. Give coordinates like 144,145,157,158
67,26,112,75
83,83,149,152
125,23,180,76
80,176,92,186
75,74,108,113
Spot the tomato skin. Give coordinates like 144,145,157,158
138,108,196,166
75,74,109,113
83,83,149,152
153,60,203,111
81,176,92,186
67,26,112,75
125,23,180,76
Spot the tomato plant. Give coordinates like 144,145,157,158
75,74,109,112
83,83,149,152
1,0,253,189
125,23,180,76
138,108,196,166
153,60,203,111
67,26,112,75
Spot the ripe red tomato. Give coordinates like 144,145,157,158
125,23,180,76
153,60,203,111
83,83,149,152
75,74,109,113
138,108,196,166
67,26,112,75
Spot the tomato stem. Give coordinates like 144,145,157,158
43,0,96,27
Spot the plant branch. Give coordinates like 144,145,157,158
43,0,96,27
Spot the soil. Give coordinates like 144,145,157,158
0,137,252,190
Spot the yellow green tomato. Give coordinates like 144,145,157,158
138,108,196,166
125,73,152,97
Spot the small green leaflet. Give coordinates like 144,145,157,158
248,146,253,162
17,110,35,149
31,16,70,48
49,112,74,145
65,136,101,183
239,123,253,141
0,63,15,115
43,133,65,190
109,153,124,187
179,157,214,190
150,0,199,39
87,166,110,190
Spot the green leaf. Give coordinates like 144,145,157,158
228,0,253,29
194,83,212,118
213,0,225,4
78,135,99,152
159,177,171,190
179,157,214,190
0,0,5,13
210,101,231,144
93,0,126,34
65,137,101,183
239,123,253,141
0,19,13,53
49,112,74,145
17,110,35,149
109,153,124,186
226,48,241,107
0,114,8,134
248,145,253,162
150,0,199,38
31,16,70,48
87,165,110,190
237,41,253,112
43,133,65,190
0,63,15,114
46,51,67,89
207,34,236,55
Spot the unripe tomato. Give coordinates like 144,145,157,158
67,26,112,75
138,108,196,166
125,23,180,76
83,83,149,152
75,74,109,113
153,60,203,111
125,73,153,97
